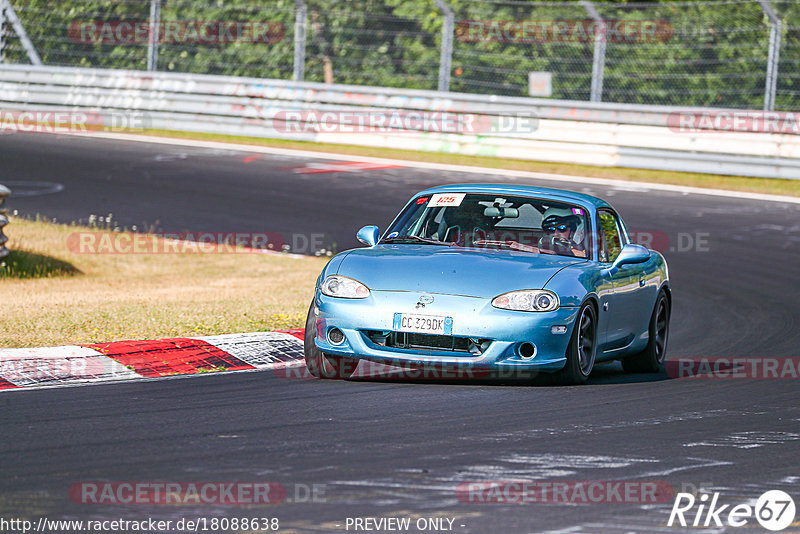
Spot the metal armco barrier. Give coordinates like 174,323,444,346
0,184,9,259
1,64,798,179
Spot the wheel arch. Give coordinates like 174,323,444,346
581,293,600,316
568,293,600,341
659,282,672,316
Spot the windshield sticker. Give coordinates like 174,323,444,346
572,208,584,215
416,197,429,205
429,193,466,207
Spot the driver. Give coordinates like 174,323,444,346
539,208,587,258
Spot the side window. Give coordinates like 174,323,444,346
598,210,622,263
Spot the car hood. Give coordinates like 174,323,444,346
336,245,584,298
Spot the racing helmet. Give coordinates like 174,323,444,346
541,206,585,245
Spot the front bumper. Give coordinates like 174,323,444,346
312,290,579,373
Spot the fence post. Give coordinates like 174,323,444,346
0,184,10,260
293,0,307,82
758,0,781,111
433,0,453,92
0,0,6,63
581,0,606,103
147,0,161,71
3,0,41,65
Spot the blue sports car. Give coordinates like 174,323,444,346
304,184,670,384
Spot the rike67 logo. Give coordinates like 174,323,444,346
668,490,796,531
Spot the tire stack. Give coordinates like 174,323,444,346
0,184,10,259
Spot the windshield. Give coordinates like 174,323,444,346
382,193,590,258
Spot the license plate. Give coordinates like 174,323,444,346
393,313,453,335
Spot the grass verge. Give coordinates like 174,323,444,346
1,216,325,348
138,129,800,198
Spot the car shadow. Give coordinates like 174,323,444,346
1,249,82,278
343,360,670,387
583,361,671,385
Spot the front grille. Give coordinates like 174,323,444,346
364,331,491,355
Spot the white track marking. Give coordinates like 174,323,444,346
1,180,64,197
191,332,304,368
67,131,800,205
684,431,800,449
628,457,733,479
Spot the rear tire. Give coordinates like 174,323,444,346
556,301,597,385
304,300,357,379
622,290,670,373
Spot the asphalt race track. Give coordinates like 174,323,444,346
2,133,800,533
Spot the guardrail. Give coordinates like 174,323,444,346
1,64,798,179
0,184,9,259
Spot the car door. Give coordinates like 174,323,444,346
598,209,647,350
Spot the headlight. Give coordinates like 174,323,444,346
492,290,559,312
321,275,370,299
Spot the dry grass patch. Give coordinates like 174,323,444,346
1,216,327,348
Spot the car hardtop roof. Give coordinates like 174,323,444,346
416,184,611,210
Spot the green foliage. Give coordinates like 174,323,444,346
2,0,797,109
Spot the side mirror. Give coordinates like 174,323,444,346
606,244,650,275
356,225,380,247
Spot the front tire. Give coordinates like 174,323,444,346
304,300,357,379
622,290,670,373
557,301,597,385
